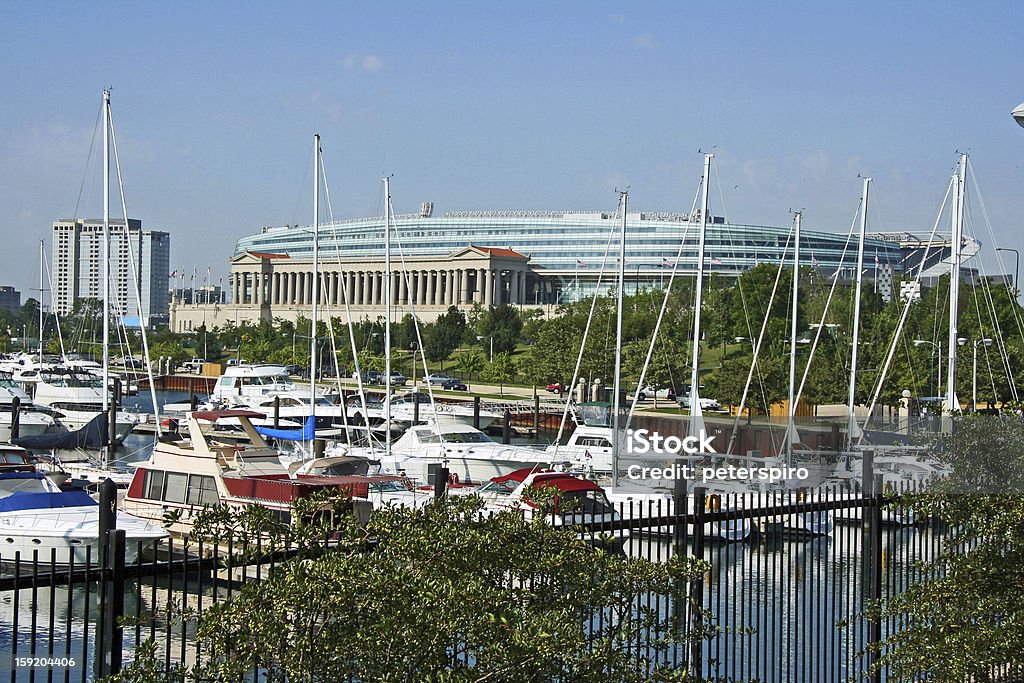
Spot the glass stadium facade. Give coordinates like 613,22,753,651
233,209,903,303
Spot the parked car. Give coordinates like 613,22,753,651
424,373,456,386
546,382,564,393
181,358,206,374
226,359,250,366
440,378,467,391
353,370,384,385
634,385,675,401
389,372,408,386
677,394,722,411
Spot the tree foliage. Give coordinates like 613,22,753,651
873,414,1024,681
106,496,712,683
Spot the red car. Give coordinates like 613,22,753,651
546,382,563,393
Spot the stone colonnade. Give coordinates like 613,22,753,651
230,264,532,308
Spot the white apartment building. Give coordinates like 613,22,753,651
52,218,170,325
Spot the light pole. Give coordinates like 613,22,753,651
912,339,942,397
972,338,994,412
996,247,1019,295
476,335,493,362
409,342,418,386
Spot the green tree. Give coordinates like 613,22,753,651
424,306,466,363
478,304,523,356
874,414,1024,681
150,339,189,365
106,495,711,683
456,349,486,385
483,351,517,394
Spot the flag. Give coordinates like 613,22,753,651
874,254,880,265
662,258,673,267
811,256,819,268
710,257,723,265
576,259,587,268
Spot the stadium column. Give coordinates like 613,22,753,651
460,270,469,304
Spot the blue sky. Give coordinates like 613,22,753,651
2,1,1022,298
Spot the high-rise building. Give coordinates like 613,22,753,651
0,286,21,314
52,218,170,326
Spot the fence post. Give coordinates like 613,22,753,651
108,377,122,452
414,395,421,424
473,397,481,430
533,393,540,431
96,479,121,678
502,410,512,445
434,466,449,499
10,395,20,440
690,486,706,679
867,472,884,683
101,530,126,676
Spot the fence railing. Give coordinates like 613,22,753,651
0,483,970,682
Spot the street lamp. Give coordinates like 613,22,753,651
971,338,994,412
912,339,942,396
476,335,493,362
996,247,1019,294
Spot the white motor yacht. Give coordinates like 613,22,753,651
0,464,167,565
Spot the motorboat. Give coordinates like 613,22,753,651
333,422,567,487
385,391,501,430
0,468,167,565
0,371,59,440
122,410,375,536
30,370,139,443
483,468,630,550
211,364,336,404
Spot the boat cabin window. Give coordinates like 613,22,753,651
140,469,220,507
164,472,189,504
143,469,165,500
217,377,236,388
187,475,219,506
576,437,612,448
442,432,491,444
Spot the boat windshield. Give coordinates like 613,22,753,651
415,430,492,444
369,480,410,493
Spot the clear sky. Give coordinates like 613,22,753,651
2,1,1022,299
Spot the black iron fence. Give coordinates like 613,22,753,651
0,484,975,682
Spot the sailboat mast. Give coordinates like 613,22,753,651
689,153,712,438
944,154,967,412
787,211,801,457
847,177,870,446
310,133,320,439
384,176,393,462
102,90,110,417
611,190,627,487
38,241,44,364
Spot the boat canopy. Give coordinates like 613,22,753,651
191,410,266,422
0,490,98,513
12,412,108,450
255,415,316,441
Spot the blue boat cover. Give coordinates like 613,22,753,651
0,490,98,513
12,412,109,450
255,415,316,441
